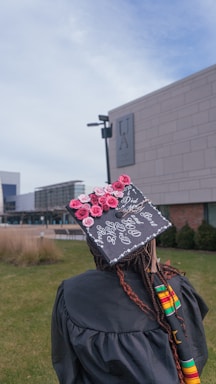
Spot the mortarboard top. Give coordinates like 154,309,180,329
66,174,172,265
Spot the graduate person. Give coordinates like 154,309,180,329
51,174,208,384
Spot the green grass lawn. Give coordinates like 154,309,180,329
0,241,215,384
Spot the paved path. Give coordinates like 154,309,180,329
0,224,82,239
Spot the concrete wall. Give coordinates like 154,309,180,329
0,170,20,195
109,64,216,206
16,193,35,211
6,192,34,211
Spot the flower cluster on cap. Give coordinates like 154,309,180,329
69,174,131,228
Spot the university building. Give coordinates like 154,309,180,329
109,64,216,230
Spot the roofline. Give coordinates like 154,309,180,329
35,180,84,191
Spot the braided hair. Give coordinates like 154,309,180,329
87,236,186,384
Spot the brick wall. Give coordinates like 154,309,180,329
169,203,204,230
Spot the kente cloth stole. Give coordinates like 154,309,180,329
154,275,201,384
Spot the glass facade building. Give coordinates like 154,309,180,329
35,180,84,210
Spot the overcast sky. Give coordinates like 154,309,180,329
1,0,216,194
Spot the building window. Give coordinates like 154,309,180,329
2,184,16,198
157,205,170,220
5,201,16,211
206,203,216,228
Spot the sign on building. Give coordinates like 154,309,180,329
116,113,135,167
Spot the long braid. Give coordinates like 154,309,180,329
116,265,155,318
87,237,186,383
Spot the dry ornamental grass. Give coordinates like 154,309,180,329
0,228,62,265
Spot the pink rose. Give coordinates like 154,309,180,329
82,216,94,228
93,187,105,196
69,199,82,209
104,184,114,194
113,190,124,198
78,194,91,203
106,195,118,208
82,203,91,211
112,180,125,191
90,205,103,217
118,174,131,185
89,193,99,205
75,207,89,220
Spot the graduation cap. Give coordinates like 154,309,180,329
66,175,172,265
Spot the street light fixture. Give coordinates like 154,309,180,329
87,114,112,184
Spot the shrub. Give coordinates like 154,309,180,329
194,221,216,251
176,223,195,249
157,226,177,248
0,229,63,266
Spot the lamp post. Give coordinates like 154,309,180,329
45,188,53,228
87,115,112,184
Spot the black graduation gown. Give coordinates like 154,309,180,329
51,270,208,384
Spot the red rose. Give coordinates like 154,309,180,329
89,193,99,205
90,205,103,217
112,180,125,191
75,207,89,220
69,199,82,209
118,174,131,185
98,195,108,205
102,203,110,212
106,195,118,208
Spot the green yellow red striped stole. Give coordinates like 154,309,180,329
154,278,201,384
